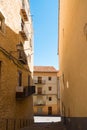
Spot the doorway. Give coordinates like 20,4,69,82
48,107,52,115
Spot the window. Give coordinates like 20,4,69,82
21,19,24,31
30,39,32,48
38,77,42,83
48,107,52,115
17,42,27,64
37,107,42,114
16,42,23,51
18,50,25,60
48,77,51,81
0,18,2,30
49,97,52,101
18,71,22,86
37,87,42,94
48,86,52,91
28,75,30,86
0,61,2,86
0,12,5,33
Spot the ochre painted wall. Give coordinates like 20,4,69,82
0,0,34,123
59,0,87,117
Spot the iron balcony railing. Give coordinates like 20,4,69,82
34,91,46,95
18,50,27,64
16,86,35,99
20,0,29,21
19,23,28,41
33,79,46,84
34,101,46,106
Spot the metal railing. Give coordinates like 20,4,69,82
34,101,46,106
21,0,29,21
20,23,29,40
16,86,35,99
33,80,46,84
18,50,27,64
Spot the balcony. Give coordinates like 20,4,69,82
19,23,28,41
18,50,27,64
34,101,46,106
33,80,46,84
20,0,29,21
16,86,35,99
16,43,27,64
35,91,46,95
16,86,23,92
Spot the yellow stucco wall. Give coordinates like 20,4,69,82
0,0,34,123
59,0,87,117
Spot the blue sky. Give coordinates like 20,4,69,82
30,0,59,70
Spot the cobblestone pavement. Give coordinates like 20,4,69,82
21,122,66,130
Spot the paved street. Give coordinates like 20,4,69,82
21,122,66,130
34,116,61,123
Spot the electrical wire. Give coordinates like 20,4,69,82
0,46,31,72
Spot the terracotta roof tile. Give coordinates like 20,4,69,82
34,66,58,72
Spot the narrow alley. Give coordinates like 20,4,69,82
21,122,66,130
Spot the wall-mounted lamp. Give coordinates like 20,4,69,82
16,43,23,51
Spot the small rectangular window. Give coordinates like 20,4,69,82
48,86,52,91
49,97,52,101
48,107,52,115
0,18,2,30
0,12,5,33
21,19,24,31
48,77,51,81
0,61,2,82
18,71,22,86
38,77,42,83
37,87,42,94
28,75,30,86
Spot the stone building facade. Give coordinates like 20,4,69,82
59,0,87,129
0,0,35,129
33,66,60,116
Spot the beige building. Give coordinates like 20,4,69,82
33,66,60,116
0,0,35,129
59,0,87,129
